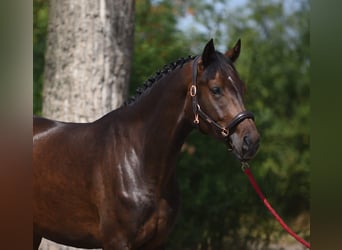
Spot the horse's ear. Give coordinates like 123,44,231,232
225,39,241,62
199,38,216,69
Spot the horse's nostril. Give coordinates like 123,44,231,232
242,134,260,158
242,135,250,153
244,135,250,144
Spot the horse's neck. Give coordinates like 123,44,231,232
129,65,193,190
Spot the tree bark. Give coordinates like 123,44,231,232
43,0,135,122
40,0,134,249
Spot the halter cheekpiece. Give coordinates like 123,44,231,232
190,56,255,138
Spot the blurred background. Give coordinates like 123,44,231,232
34,0,309,249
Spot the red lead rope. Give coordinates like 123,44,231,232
243,164,311,249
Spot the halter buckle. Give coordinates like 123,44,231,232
193,114,199,124
193,104,200,124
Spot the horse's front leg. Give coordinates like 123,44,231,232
100,222,134,250
102,238,131,250
153,246,165,250
99,209,136,250
33,232,42,250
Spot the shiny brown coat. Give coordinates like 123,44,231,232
33,40,259,250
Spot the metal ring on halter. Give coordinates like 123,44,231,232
190,85,197,97
221,128,229,137
241,162,250,171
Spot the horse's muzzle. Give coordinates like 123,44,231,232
228,131,260,161
241,133,260,160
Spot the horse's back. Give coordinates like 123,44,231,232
33,116,103,247
33,115,62,136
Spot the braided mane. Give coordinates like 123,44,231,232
123,55,196,106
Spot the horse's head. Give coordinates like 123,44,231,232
190,39,259,161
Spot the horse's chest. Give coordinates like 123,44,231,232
134,198,178,248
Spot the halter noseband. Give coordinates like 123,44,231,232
190,56,255,138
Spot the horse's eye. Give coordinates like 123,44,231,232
210,87,222,96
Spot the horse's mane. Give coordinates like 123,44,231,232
123,55,196,106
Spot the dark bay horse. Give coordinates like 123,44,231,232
33,39,260,250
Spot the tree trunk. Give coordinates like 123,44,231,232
43,0,135,122
40,0,134,249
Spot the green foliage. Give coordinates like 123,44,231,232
130,0,190,94
33,0,48,115
232,0,310,207
167,0,310,249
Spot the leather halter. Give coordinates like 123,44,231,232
190,56,255,138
